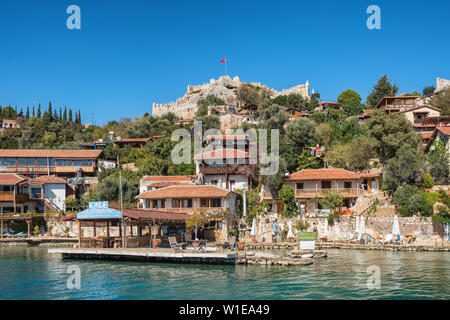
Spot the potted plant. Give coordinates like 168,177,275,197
33,225,40,237
152,238,161,248
64,226,70,238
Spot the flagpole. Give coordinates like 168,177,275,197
225,56,227,76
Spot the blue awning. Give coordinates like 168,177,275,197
76,208,122,220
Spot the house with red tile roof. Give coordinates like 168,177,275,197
195,134,252,191
261,168,380,216
0,174,68,213
136,185,238,215
1,119,19,130
424,126,450,154
138,175,196,206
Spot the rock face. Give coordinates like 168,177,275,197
152,75,310,119
435,78,450,94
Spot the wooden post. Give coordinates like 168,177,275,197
119,220,122,237
93,221,96,237
78,220,81,248
106,220,110,247
1,220,3,239
13,185,16,213
26,220,31,238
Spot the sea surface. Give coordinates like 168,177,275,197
0,246,448,300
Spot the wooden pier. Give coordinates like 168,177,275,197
48,248,237,265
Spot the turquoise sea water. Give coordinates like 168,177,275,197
0,247,448,300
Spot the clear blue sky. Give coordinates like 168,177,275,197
1,0,449,125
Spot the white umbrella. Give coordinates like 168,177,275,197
250,218,257,237
287,221,295,239
355,216,360,237
323,218,328,237
359,217,366,239
392,215,400,236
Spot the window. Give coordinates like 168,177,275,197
56,160,64,166
81,160,89,166
73,160,82,167
211,198,221,207
30,187,41,199
27,158,35,167
181,199,192,208
210,180,218,186
296,183,304,190
5,158,15,166
321,181,331,189
64,160,73,166
48,158,55,167
344,181,352,189
172,199,180,207
200,199,208,207
18,158,27,166
37,158,46,167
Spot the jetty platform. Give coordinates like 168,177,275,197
48,248,237,265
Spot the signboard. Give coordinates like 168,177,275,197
88,201,109,209
299,240,316,250
0,167,6,172
298,232,317,241
77,208,122,220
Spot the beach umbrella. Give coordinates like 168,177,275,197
287,221,295,239
323,218,328,237
250,218,257,237
392,215,400,236
359,217,366,239
355,216,360,237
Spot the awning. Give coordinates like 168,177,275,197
76,208,122,220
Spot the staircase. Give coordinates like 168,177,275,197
354,191,389,216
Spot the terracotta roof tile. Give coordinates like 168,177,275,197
121,208,189,221
283,169,363,181
0,174,28,185
437,126,450,135
0,149,102,159
136,185,232,199
29,176,66,184
142,175,194,182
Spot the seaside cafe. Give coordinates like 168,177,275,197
76,201,189,248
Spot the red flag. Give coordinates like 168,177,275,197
221,58,226,63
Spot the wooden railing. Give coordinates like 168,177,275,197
0,192,14,202
261,188,369,200
146,207,231,213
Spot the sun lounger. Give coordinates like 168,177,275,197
217,236,236,250
168,236,186,252
381,234,393,244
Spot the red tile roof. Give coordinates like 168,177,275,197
400,105,442,113
0,174,27,185
2,119,16,124
29,176,66,184
142,175,194,182
437,126,450,135
136,185,232,199
421,132,433,139
283,169,364,181
121,208,189,221
117,138,151,143
0,149,102,159
194,149,248,160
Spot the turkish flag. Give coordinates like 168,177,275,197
221,58,226,63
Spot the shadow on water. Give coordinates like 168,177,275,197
0,246,448,299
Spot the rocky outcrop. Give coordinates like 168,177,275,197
152,75,310,119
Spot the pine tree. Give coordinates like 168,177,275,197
68,109,73,122
26,106,30,119
366,74,399,108
37,103,41,118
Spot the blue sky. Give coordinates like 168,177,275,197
1,0,449,125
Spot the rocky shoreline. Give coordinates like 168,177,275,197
236,250,327,266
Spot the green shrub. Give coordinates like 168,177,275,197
422,173,434,189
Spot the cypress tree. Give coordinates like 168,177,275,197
37,103,41,118
63,106,67,123
48,101,53,121
32,106,35,117
78,110,82,124
68,109,73,122
54,109,58,121
26,106,30,119
59,107,62,122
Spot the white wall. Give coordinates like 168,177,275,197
203,174,248,191
44,183,66,212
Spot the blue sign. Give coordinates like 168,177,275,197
77,208,122,219
88,201,109,209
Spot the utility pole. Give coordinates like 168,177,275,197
118,155,126,248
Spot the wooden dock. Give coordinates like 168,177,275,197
48,248,237,265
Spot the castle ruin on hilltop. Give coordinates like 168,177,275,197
152,75,311,120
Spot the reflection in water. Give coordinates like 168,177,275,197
0,247,448,299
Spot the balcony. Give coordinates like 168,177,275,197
145,207,231,214
0,192,30,202
261,188,368,200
